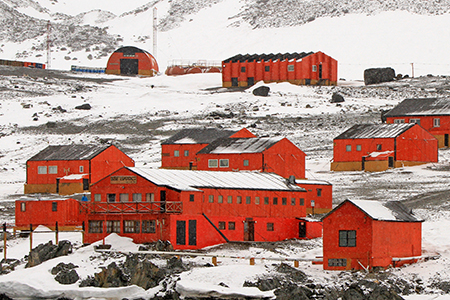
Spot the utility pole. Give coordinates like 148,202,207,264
411,62,414,78
47,20,51,69
153,7,157,58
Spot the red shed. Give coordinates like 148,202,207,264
295,179,332,214
105,46,158,76
196,136,306,179
331,123,438,172
83,167,313,249
222,52,337,87
384,98,450,148
24,144,135,195
323,199,422,270
161,128,255,170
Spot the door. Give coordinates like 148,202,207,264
388,157,394,168
120,59,139,75
244,218,255,241
56,178,60,194
247,77,255,86
299,221,306,238
361,156,366,171
160,190,166,212
319,64,323,79
231,77,238,87
176,220,186,245
445,134,449,147
188,220,197,246
82,178,89,191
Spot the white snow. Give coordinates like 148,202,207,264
349,199,397,221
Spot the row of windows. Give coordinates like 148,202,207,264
217,221,274,231
88,220,156,234
37,165,84,174
346,144,382,152
394,118,440,127
208,159,251,168
20,202,57,212
208,195,306,206
173,150,189,157
97,193,155,203
239,65,318,73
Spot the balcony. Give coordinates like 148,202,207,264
79,201,183,214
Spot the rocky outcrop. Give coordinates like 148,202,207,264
253,86,270,96
364,68,396,85
52,262,79,285
26,240,73,268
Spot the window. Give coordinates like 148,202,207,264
218,195,223,203
394,119,405,124
287,65,295,72
219,159,229,168
189,194,195,202
227,196,232,204
237,196,242,204
339,230,356,247
79,166,84,173
328,258,347,267
88,221,103,233
376,144,382,151
20,202,26,212
312,65,317,72
94,194,101,202
246,196,251,204
52,202,57,211
142,220,156,233
106,221,120,233
209,195,214,203
264,197,269,205
132,193,142,202
38,166,47,174
434,118,441,127
174,150,180,157
265,66,270,72
356,145,361,151
146,193,154,202
282,197,287,205
120,193,129,202
291,198,296,205
317,189,322,197
410,118,421,125
107,194,116,202
241,66,246,72
300,198,305,206
218,221,226,230
346,145,351,152
208,159,218,168
273,197,278,205
124,220,140,233
228,222,235,230
48,166,58,174
184,150,189,157
243,159,249,167
255,197,260,205
267,223,274,231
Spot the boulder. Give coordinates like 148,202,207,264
93,262,129,288
252,86,270,96
55,269,79,285
331,92,345,103
75,103,91,110
26,240,73,268
364,68,395,85
124,254,166,289
51,262,78,275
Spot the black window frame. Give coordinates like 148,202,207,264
339,230,356,247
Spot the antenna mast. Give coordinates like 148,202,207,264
46,20,51,69
153,7,157,58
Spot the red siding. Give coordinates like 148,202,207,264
396,124,438,162
161,144,208,169
91,145,135,183
333,138,395,163
27,160,89,185
106,51,158,74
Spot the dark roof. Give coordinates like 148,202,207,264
384,98,450,117
197,137,283,154
114,46,150,55
223,52,314,63
28,144,110,161
334,123,415,140
161,128,237,145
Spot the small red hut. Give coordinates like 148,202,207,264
105,46,158,76
331,123,438,172
222,51,337,87
323,199,423,270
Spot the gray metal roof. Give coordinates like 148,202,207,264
197,137,283,154
128,167,306,192
161,128,236,145
28,144,110,161
334,123,415,140
349,200,422,222
385,98,450,117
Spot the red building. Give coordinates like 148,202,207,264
384,98,450,148
331,123,438,172
83,167,321,249
161,128,255,170
323,199,422,270
25,144,135,195
105,46,158,76
295,179,332,215
222,51,338,88
196,136,306,179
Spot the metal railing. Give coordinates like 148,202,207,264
79,201,183,214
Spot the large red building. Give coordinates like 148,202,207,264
25,144,135,195
222,51,338,88
323,199,422,270
83,167,321,249
331,123,438,172
105,46,158,76
384,98,450,148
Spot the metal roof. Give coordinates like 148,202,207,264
334,123,415,140
197,137,283,154
349,200,422,222
161,128,236,145
385,98,450,117
128,167,306,192
223,52,314,63
28,144,110,161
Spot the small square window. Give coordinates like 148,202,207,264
267,223,274,231
209,195,214,203
88,220,103,233
38,166,47,174
282,197,287,205
339,230,356,247
317,189,322,197
20,202,26,212
300,198,305,206
146,193,155,202
107,194,116,202
48,166,58,174
273,197,278,205
434,118,440,127
287,65,295,72
255,197,260,205
132,193,142,202
218,221,226,230
246,196,251,204
208,159,218,168
312,65,317,72
394,119,405,124
184,150,189,157
241,67,246,72
107,220,121,233
265,66,270,72
219,159,229,168
356,145,361,151
237,196,242,204
346,145,351,152
228,222,235,230
120,193,129,202
189,194,195,202
94,194,101,202
174,150,180,157
79,166,84,173
142,220,156,233
264,197,269,205
243,159,249,166
410,118,421,125
227,196,232,203
218,195,223,203
376,144,382,151
52,202,57,212
291,198,296,205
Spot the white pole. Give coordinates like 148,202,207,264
153,7,157,59
47,21,51,69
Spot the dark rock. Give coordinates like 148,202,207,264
218,282,229,288
51,262,77,275
166,256,187,273
123,254,166,289
433,281,450,293
342,286,365,300
52,106,67,113
46,121,57,128
75,103,91,110
364,67,396,85
244,277,282,291
274,283,312,300
155,240,173,251
94,262,129,288
331,92,345,103
0,258,20,274
276,263,307,282
26,240,73,268
252,86,270,97
55,269,79,285
0,294,13,300
368,285,404,300
79,275,99,287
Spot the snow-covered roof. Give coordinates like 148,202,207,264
27,144,111,161
60,174,88,180
295,179,331,185
385,98,450,117
161,128,236,145
197,137,283,154
127,167,306,192
223,52,314,63
334,123,415,140
346,199,422,222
